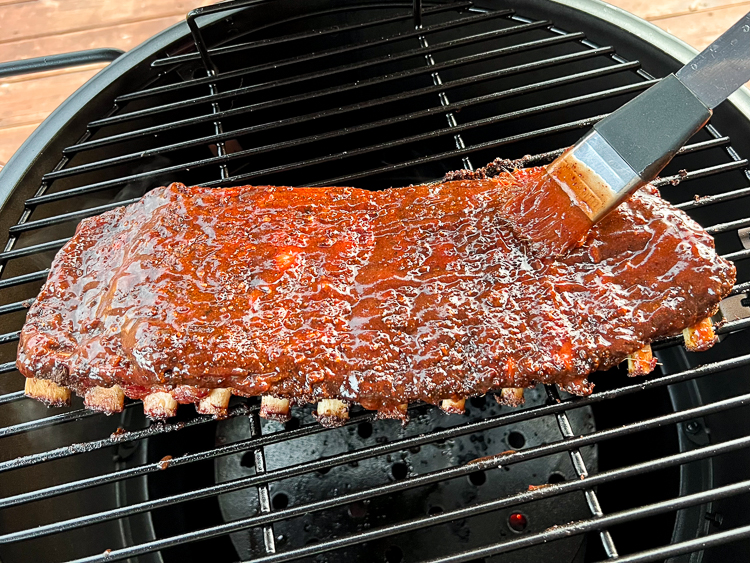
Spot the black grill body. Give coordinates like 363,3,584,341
1,1,750,562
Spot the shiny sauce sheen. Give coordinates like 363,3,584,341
17,168,735,416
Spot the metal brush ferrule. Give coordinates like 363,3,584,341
546,130,642,223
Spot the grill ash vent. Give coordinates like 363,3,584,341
1,1,750,562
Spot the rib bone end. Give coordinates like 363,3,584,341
25,377,71,407
84,385,125,414
315,399,349,428
496,388,525,407
626,344,657,377
259,395,291,422
683,318,717,352
440,398,466,414
196,388,232,417
143,391,178,419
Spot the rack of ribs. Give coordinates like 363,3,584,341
16,165,736,426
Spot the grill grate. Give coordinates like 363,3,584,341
1,1,750,562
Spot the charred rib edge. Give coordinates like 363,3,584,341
24,377,71,407
196,388,232,416
496,388,525,407
143,391,179,420
626,344,657,377
84,385,125,413
258,395,291,422
683,318,717,352
440,398,466,414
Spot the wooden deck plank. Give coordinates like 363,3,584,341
0,0,202,166
641,4,750,50
0,0,198,44
0,66,104,129
0,1,745,167
0,15,184,62
606,0,750,20
0,124,37,167
0,66,105,164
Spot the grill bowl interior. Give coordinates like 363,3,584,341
1,1,750,562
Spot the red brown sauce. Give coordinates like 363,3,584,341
17,167,735,417
494,168,594,256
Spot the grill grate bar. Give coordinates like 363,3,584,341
207,80,230,179
119,5,513,105
308,132,748,188
422,479,750,563
6,362,750,543
0,391,24,405
3,342,748,483
8,199,140,235
0,270,48,290
306,114,605,186
0,238,68,262
94,12,532,128
546,385,618,558
0,405,137,439
248,412,277,554
65,46,610,160
0,345,741,511
51,52,625,185
97,9,521,128
731,281,750,295
63,31,582,157
0,361,17,374
0,403,254,474
51,55,629,187
46,392,750,561
675,184,750,210
240,433,750,563
150,2,474,68
418,32,474,170
199,82,650,187
35,79,632,204
0,299,34,316
723,247,750,262
0,331,20,345
600,524,750,563
706,215,750,234
674,136,730,153
652,159,750,188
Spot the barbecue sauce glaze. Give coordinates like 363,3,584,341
17,167,735,418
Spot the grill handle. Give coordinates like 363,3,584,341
0,49,123,79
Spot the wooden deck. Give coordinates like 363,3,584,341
0,0,745,166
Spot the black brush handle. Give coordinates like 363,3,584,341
593,74,712,184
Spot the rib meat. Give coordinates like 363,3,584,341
17,166,736,422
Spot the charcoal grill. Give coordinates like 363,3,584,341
1,0,750,561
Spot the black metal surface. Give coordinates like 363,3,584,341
1,1,750,562
0,49,123,79
216,387,597,562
